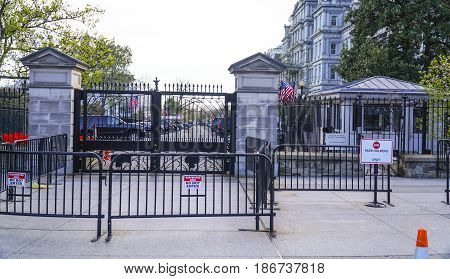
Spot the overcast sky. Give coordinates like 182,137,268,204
72,0,296,91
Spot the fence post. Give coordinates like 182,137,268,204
421,102,428,154
402,95,408,154
228,53,286,175
151,78,161,171
20,47,88,174
447,151,449,205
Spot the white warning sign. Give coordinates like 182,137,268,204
360,139,394,165
7,172,26,188
183,175,203,190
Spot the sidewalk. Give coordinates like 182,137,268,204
1,178,449,258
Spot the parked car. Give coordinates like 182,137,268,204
80,115,151,140
161,119,176,133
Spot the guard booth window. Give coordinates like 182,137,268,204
364,105,390,132
392,105,402,132
324,104,341,133
352,102,362,132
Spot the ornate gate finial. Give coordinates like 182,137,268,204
153,77,160,91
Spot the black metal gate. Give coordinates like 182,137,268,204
73,81,236,172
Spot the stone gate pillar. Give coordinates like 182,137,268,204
228,53,286,173
20,47,88,152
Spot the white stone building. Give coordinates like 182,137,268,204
272,0,360,93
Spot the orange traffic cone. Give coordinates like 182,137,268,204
414,228,429,259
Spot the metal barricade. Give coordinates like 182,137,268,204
272,144,391,204
106,152,274,241
0,150,104,241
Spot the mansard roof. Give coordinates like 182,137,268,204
315,76,426,96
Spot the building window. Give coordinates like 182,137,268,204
364,105,390,132
330,69,336,80
331,43,336,55
392,105,402,132
331,16,337,26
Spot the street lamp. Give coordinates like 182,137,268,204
299,80,305,97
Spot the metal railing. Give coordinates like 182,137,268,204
0,135,67,192
245,137,273,212
0,151,104,241
245,137,271,172
106,153,274,241
272,144,391,203
437,139,450,205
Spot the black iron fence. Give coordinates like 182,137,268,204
0,86,28,141
106,153,274,241
437,139,450,205
0,135,67,192
0,151,104,241
279,96,449,155
272,144,391,203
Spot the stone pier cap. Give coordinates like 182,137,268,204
228,52,286,92
20,46,88,89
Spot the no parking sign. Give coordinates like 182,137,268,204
360,139,393,165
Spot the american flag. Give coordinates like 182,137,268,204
129,96,139,108
280,80,295,103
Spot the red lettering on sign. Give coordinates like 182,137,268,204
183,176,202,182
8,172,26,179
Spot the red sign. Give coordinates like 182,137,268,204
183,176,202,182
373,142,381,149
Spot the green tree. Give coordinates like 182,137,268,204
420,55,450,98
337,0,450,83
0,0,101,75
420,55,450,138
50,32,134,85
163,97,183,115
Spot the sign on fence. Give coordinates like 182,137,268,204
325,133,347,146
360,139,393,165
7,172,26,187
183,175,203,190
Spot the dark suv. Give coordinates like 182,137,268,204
80,116,151,140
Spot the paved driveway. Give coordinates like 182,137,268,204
1,177,449,258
